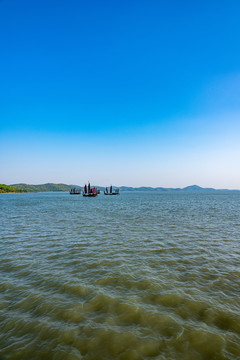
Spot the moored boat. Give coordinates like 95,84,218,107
104,185,120,195
69,187,81,194
83,183,98,197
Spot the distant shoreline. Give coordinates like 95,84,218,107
1,183,239,193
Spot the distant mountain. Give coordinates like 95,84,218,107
119,185,226,192
11,183,80,192
4,183,237,193
181,185,216,191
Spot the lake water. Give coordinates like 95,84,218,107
1,191,240,360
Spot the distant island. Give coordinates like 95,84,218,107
0,183,238,193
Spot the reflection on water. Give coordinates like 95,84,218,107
0,191,240,359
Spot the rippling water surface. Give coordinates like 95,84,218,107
1,191,240,360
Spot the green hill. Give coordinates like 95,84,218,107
0,184,26,193
11,183,78,192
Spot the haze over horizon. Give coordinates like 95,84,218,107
1,1,240,189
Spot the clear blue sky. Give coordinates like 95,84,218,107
1,0,240,188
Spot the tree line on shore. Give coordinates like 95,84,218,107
0,183,71,193
0,184,27,193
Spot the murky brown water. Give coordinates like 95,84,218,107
1,191,240,360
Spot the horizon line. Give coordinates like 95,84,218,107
4,182,240,191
